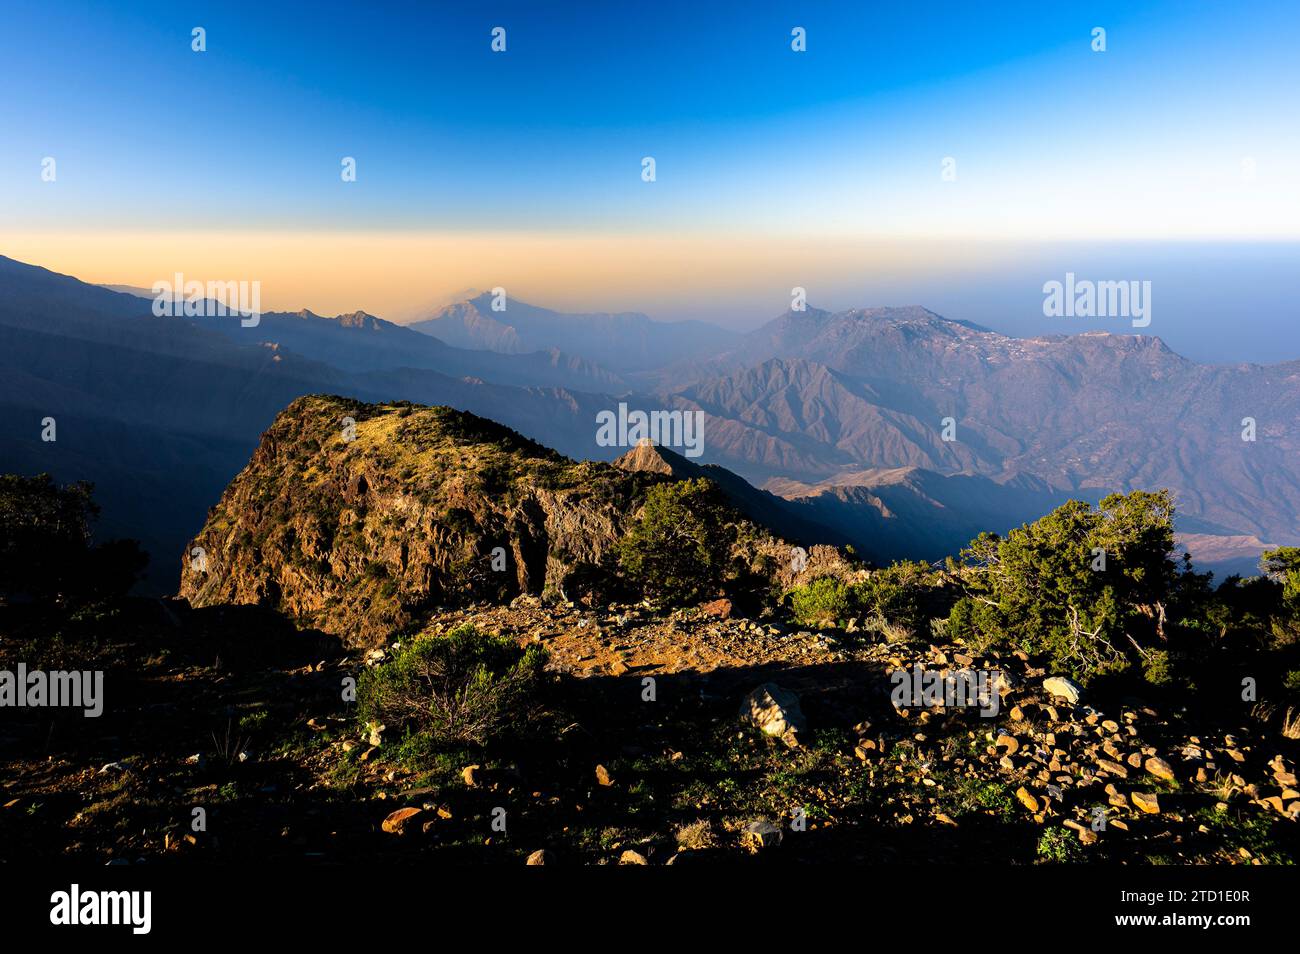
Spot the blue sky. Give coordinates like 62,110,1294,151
1,0,1297,361
5,0,1298,232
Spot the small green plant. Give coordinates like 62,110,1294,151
210,719,249,768
237,708,271,735
787,576,850,627
357,623,547,748
950,777,1016,816
1036,826,1086,863
851,560,935,640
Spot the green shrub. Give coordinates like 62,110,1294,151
357,623,547,748
1036,826,1086,863
947,491,1181,682
1263,547,1300,647
850,560,936,639
788,577,851,627
0,473,146,605
1141,649,1173,686
617,479,733,606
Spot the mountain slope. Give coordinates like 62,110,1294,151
767,467,1080,563
612,441,855,551
0,256,622,590
651,305,1300,548
179,396,800,646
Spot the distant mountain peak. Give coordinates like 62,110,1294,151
613,440,702,479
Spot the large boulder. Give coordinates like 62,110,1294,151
740,683,806,746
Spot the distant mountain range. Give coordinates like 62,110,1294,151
409,292,741,373
104,285,629,392
5,253,1296,590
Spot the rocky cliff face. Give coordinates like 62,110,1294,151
179,395,666,646
178,395,799,647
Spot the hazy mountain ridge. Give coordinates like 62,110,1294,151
3,254,1296,588
410,292,742,373
103,282,629,392
647,305,1300,549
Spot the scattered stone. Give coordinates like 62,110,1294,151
1131,791,1161,814
618,849,649,865
1144,756,1176,782
1016,786,1041,813
1042,676,1082,704
381,807,422,834
741,819,784,852
699,598,732,619
1064,818,1098,844
1097,759,1129,779
992,670,1021,696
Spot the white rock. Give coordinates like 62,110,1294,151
741,819,784,851
1042,676,1083,704
740,683,806,743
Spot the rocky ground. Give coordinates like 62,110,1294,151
2,596,1297,865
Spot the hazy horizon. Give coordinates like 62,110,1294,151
3,236,1295,366
5,0,1297,364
